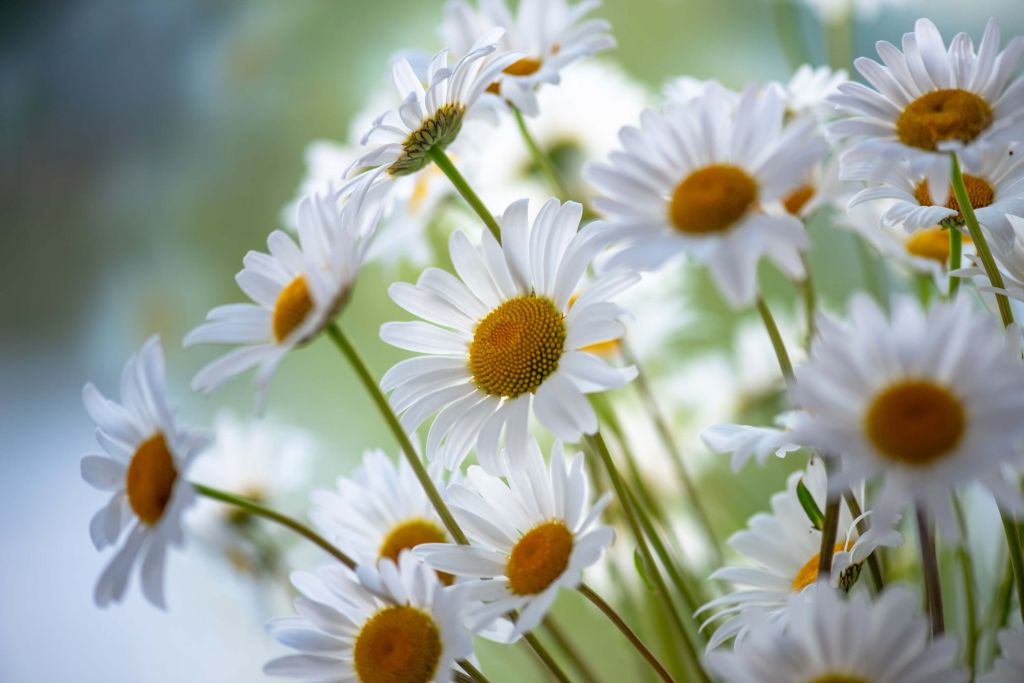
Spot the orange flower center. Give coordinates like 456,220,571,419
353,606,443,683
866,380,965,465
507,520,574,595
896,89,993,151
783,184,816,216
503,57,543,77
379,518,453,585
126,433,178,526
791,543,850,592
905,226,953,264
669,164,758,235
272,276,314,342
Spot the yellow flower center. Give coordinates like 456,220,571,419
568,292,619,356
507,520,574,595
791,543,850,592
783,184,816,216
913,174,995,224
378,518,453,586
896,89,993,151
469,295,566,398
353,606,443,683
504,57,543,77
272,276,314,342
669,164,758,235
904,226,953,264
126,433,178,526
865,380,965,465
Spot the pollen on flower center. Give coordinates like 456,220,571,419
896,89,993,151
791,543,849,592
389,103,467,177
913,174,995,224
507,520,574,595
469,295,566,398
904,226,953,264
866,380,965,465
353,606,443,683
272,276,314,343
126,433,178,526
669,164,758,235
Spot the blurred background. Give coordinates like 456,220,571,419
3,0,1022,680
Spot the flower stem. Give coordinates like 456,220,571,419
543,616,602,683
999,507,1024,624
815,462,842,581
948,227,963,297
950,153,1013,326
427,146,501,241
952,497,978,679
192,483,355,569
512,105,571,199
841,489,884,593
325,323,469,545
916,505,946,636
523,630,573,683
458,659,493,683
755,294,794,385
579,583,678,683
798,256,817,350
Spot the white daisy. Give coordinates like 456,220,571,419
958,214,1024,304
81,336,209,608
414,439,613,635
264,553,473,683
830,18,1024,203
791,294,1024,537
708,583,967,683
697,458,901,650
701,413,802,472
586,83,827,308
663,77,738,108
184,176,381,412
351,29,520,178
781,64,847,123
981,628,1024,683
379,197,636,472
439,0,615,117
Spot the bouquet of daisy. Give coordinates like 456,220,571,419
78,1,1024,681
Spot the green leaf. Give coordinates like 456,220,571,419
796,477,825,530
633,549,656,591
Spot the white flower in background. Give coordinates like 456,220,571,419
791,295,1024,536
415,439,613,635
264,554,473,682
184,177,382,412
81,336,209,608
587,83,827,307
781,64,847,123
708,583,966,683
697,458,901,649
351,30,520,178
380,198,636,472
790,0,915,24
830,18,1024,202
440,0,615,117
663,77,738,108
701,413,802,471
982,628,1024,683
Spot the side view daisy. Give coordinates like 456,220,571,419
184,176,382,412
700,412,802,471
830,18,1024,199
780,64,847,124
439,0,615,117
586,82,827,307
981,628,1024,683
264,553,473,683
81,336,209,608
791,294,1024,536
708,583,967,683
414,439,613,635
380,197,636,472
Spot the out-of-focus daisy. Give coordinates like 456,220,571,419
184,178,381,412
830,18,1024,201
982,628,1024,683
440,0,614,117
587,83,827,307
351,30,519,178
791,294,1024,536
708,583,967,683
781,64,847,123
790,0,915,23
701,413,802,471
663,77,738,108
81,336,209,608
264,554,473,682
415,440,613,635
380,198,635,471
697,458,901,649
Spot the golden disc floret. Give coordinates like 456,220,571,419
272,276,314,342
913,174,995,225
791,543,849,592
669,164,758,235
896,89,993,151
865,380,965,465
353,606,443,683
506,520,574,595
126,433,178,526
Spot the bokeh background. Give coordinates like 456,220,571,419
3,0,1023,680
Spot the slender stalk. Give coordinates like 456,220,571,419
523,631,573,683
825,12,853,70
588,432,711,683
512,105,570,199
816,474,842,580
193,483,355,569
981,558,1014,670
755,295,795,385
917,505,946,636
427,146,501,241
325,323,469,545
842,489,884,593
950,153,1013,327
458,660,493,683
999,508,1024,623
544,616,602,683
948,228,963,297
771,0,812,69
798,258,817,350
579,584,678,683
952,497,978,680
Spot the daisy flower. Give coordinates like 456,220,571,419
264,554,473,683
415,439,613,635
708,583,967,683
586,83,827,308
981,628,1024,683
791,294,1024,537
781,64,847,123
697,458,901,649
379,197,636,472
351,29,520,178
700,413,802,472
829,18,1024,202
184,176,381,412
439,0,615,117
81,336,209,608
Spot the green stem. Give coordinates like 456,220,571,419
458,660,493,683
579,584,678,683
981,558,1014,670
523,630,573,683
948,228,963,298
193,483,355,569
999,508,1024,624
771,0,813,69
950,153,1014,327
512,105,570,199
325,323,469,545
841,489,884,593
543,616,602,683
825,12,853,71
798,258,817,350
952,497,978,680
917,505,946,636
755,295,795,385
816,463,842,580
427,146,501,241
